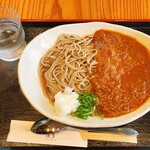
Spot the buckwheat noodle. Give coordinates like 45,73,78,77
38,34,97,103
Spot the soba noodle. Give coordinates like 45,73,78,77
38,34,97,103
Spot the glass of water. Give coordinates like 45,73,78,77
0,7,26,61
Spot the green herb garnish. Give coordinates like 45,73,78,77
73,92,100,120
96,109,104,120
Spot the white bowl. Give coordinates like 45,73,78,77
18,22,150,128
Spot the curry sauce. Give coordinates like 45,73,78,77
91,29,150,118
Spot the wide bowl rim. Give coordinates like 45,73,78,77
18,22,150,128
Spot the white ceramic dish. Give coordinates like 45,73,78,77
18,22,150,128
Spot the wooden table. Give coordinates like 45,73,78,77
0,0,150,22
0,22,150,149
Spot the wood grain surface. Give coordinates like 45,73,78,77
0,0,150,22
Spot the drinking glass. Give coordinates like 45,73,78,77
0,7,26,61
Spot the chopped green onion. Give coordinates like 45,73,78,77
72,92,101,120
96,110,104,120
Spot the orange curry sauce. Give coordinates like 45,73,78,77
91,29,150,118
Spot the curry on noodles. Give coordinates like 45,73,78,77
92,29,150,118
38,29,150,118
